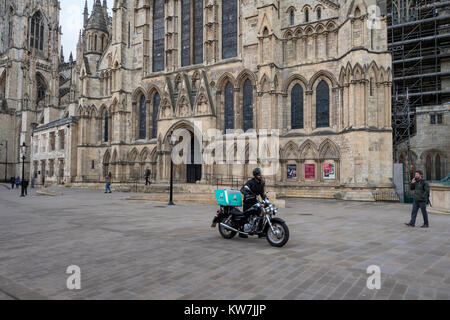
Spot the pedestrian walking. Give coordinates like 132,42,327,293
22,179,29,196
10,177,15,189
15,176,20,189
145,168,151,186
405,170,430,228
105,172,112,193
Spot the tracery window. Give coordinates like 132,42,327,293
138,95,146,140
291,84,304,129
243,79,253,131
222,0,238,59
153,0,165,72
30,11,44,51
181,0,204,66
316,80,330,128
224,82,234,130
152,93,160,139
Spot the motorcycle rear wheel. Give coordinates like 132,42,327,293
218,217,237,239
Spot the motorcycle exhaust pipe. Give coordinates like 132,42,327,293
219,223,249,235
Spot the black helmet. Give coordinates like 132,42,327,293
253,168,262,177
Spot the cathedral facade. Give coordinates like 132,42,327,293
7,0,395,200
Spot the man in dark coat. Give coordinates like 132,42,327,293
145,168,151,186
405,170,430,228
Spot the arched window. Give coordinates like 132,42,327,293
104,112,109,142
30,12,44,50
181,0,203,66
305,9,309,23
153,0,165,72
291,84,304,129
152,93,160,139
426,155,432,180
243,79,253,131
317,8,321,20
224,82,234,130
36,75,46,102
290,10,295,26
316,80,330,128
138,95,146,140
222,0,238,59
435,154,441,180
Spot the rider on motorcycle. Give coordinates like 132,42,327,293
241,168,267,212
239,168,267,238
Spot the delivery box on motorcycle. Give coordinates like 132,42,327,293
214,189,243,207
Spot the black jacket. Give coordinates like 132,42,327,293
410,179,430,202
240,178,266,202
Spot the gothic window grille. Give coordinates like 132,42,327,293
224,82,234,130
152,0,165,72
243,79,253,131
181,0,203,66
37,75,46,102
152,93,160,139
316,80,330,128
435,154,441,180
104,112,109,142
426,155,432,180
222,0,238,59
30,12,44,51
138,95,146,140
291,84,304,129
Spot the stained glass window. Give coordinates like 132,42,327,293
153,0,165,72
243,79,253,131
152,93,160,138
316,80,330,128
181,0,204,66
181,0,191,67
222,0,238,59
224,82,234,130
139,95,146,140
291,84,304,129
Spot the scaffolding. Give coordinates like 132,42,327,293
387,0,450,171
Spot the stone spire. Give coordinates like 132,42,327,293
83,0,89,27
85,0,109,33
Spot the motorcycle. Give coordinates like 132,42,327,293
211,193,289,247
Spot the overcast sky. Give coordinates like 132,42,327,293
60,0,113,61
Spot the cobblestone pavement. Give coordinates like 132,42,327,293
0,184,449,300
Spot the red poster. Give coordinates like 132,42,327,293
305,164,315,179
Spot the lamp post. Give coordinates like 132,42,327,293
168,131,176,206
0,140,7,182
20,142,26,197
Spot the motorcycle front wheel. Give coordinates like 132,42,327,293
266,220,289,247
218,216,237,239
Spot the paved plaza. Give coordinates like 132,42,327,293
0,184,449,300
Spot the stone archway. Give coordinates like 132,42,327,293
163,121,203,184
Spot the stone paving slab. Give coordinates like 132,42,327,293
0,185,449,300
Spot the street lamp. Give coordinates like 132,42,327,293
20,142,26,197
168,131,176,206
0,140,7,182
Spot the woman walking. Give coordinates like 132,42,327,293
105,172,112,194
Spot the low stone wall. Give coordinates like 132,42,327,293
429,184,450,214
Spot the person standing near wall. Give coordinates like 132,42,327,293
405,170,430,228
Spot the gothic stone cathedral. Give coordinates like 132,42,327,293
0,0,395,200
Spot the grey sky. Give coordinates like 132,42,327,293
60,0,113,61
